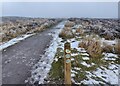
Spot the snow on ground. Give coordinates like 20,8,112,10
81,61,91,67
93,67,119,84
81,61,95,68
81,53,89,56
103,53,118,61
71,40,79,49
71,70,78,74
54,58,59,62
103,53,118,58
57,38,64,49
0,34,35,51
28,22,119,85
79,48,87,53
58,35,119,85
82,56,90,60
71,53,79,57
71,58,75,61
78,52,119,85
101,38,117,46
108,64,119,75
28,21,65,84
81,71,104,84
59,37,119,85
71,73,76,77
73,67,81,71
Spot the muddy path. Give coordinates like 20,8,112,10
2,21,65,84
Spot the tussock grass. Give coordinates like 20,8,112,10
79,35,102,58
78,34,120,56
64,21,75,27
75,27,84,36
87,40,102,58
59,27,74,39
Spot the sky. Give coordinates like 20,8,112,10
0,0,120,2
1,2,119,18
118,2,120,19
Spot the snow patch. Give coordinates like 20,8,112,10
71,70,78,74
81,62,91,67
101,38,117,46
71,41,79,49
71,53,79,56
82,57,90,60
71,73,75,77
71,58,74,61
79,48,87,53
103,53,118,60
93,67,119,84
103,53,118,58
73,67,81,71
0,34,34,51
54,58,58,62
81,53,89,56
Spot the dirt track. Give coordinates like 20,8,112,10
2,25,60,84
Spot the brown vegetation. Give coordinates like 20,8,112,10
59,27,74,39
64,21,75,27
114,39,120,54
75,26,84,36
1,17,61,43
79,35,102,58
87,40,102,58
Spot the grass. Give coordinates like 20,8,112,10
45,19,119,85
46,39,119,84
46,40,104,84
59,27,74,39
64,21,75,27
1,20,60,43
47,49,64,84
78,35,102,58
75,27,84,36
87,40,102,58
78,40,86,49
103,31,115,40
114,39,120,54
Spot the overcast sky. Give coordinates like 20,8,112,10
1,2,119,18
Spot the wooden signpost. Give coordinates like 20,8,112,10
64,42,71,85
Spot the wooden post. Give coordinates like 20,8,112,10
64,42,71,85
